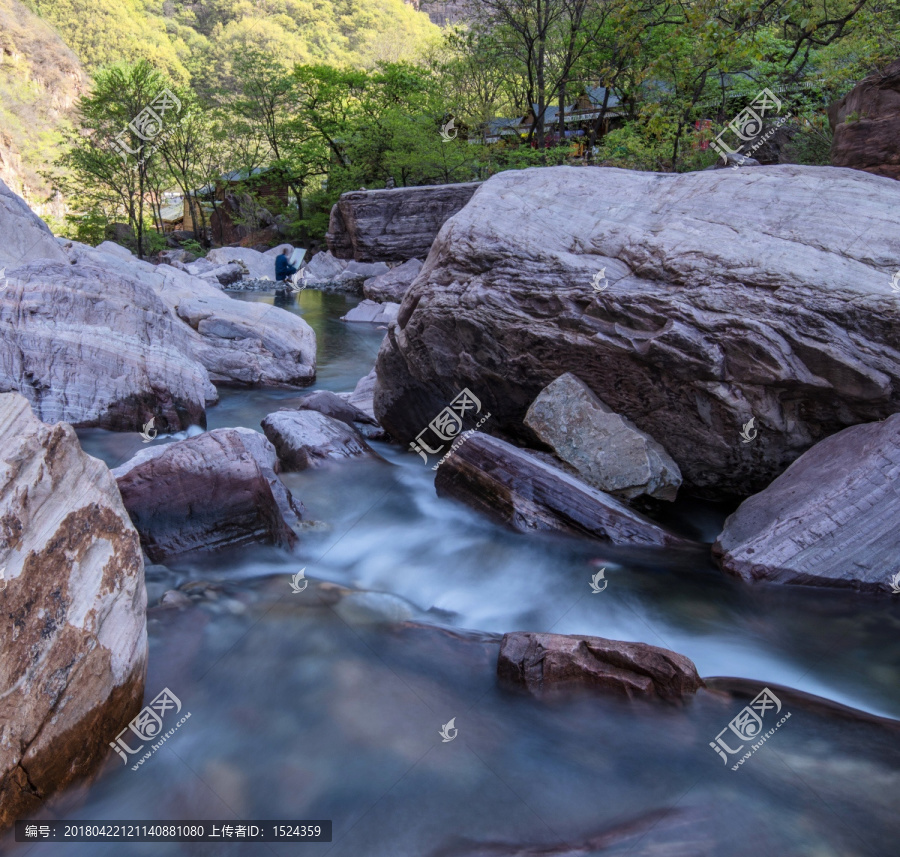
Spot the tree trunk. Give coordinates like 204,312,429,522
585,85,612,164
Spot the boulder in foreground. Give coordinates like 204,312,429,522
0,393,147,829
114,428,302,562
375,165,900,499
525,372,682,501
497,631,704,702
713,414,900,591
261,410,380,471
434,432,691,547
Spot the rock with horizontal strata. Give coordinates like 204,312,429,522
327,183,481,262
525,372,682,501
0,258,215,431
497,631,704,701
374,165,900,500
433,432,691,547
713,414,900,592
60,239,317,389
114,427,303,562
0,392,147,830
261,410,379,471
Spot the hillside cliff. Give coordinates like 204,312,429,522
0,0,86,212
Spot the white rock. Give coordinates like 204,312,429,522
206,246,274,280
341,299,400,324
0,178,66,267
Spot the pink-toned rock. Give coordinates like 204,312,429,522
497,631,704,702
0,392,147,830
114,428,302,562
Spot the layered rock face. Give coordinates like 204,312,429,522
0,393,147,829
114,428,303,562
375,165,900,499
497,632,704,701
433,433,690,547
829,59,900,180
713,415,900,592
0,182,317,431
0,259,215,431
326,182,481,262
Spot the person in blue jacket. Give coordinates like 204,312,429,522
275,248,298,282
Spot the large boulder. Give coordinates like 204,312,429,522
433,432,691,547
497,632,704,702
261,410,379,471
364,258,423,303
0,178,67,268
525,373,682,501
59,240,317,389
713,414,900,592
303,250,348,285
205,246,274,280
375,165,900,500
326,182,481,262
113,428,303,563
154,265,316,387
829,59,900,180
0,258,215,431
0,393,147,829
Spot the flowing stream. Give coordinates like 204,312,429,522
17,289,900,856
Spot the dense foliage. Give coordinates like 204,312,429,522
45,0,899,252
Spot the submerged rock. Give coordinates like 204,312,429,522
261,410,379,471
434,432,691,547
374,165,900,499
326,182,481,262
114,427,303,562
525,372,682,501
497,631,704,701
713,414,900,592
342,299,400,324
364,258,423,303
0,392,147,830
